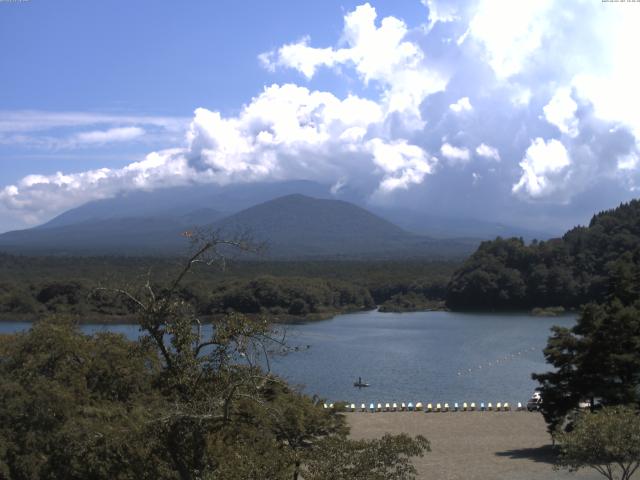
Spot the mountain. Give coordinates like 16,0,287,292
0,193,478,258
38,180,331,229
211,194,476,258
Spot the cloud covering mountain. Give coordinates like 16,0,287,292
0,0,639,232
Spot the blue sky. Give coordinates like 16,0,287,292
1,0,639,232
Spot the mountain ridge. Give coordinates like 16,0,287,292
0,193,479,259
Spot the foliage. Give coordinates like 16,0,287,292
555,407,640,480
303,433,430,480
0,234,430,479
210,275,375,317
447,199,640,310
0,254,458,321
532,298,640,433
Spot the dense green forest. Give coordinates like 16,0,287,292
0,254,456,322
446,200,640,311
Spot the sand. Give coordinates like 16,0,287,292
346,411,603,480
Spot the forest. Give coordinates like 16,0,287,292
0,254,456,322
446,200,640,311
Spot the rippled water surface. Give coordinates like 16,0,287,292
0,310,575,404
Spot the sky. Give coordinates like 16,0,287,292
1,0,639,233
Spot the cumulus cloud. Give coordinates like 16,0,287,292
512,138,571,198
423,0,460,30
543,88,578,137
1,82,433,224
449,97,472,113
2,0,640,231
440,143,470,164
261,3,447,122
475,143,500,161
0,149,189,224
468,0,555,78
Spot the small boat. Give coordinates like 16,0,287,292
353,377,370,388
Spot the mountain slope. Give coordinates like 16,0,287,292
39,180,331,229
0,193,478,258
211,194,477,258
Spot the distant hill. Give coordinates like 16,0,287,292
38,180,331,229
446,199,640,310
0,193,478,259
211,194,477,259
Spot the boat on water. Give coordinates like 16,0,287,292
353,377,369,388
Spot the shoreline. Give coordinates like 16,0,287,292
0,305,571,326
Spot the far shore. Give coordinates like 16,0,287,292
0,305,574,326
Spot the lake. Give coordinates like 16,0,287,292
0,310,575,405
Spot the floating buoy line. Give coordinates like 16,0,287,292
456,346,539,377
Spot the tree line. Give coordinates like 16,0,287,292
446,200,640,311
0,254,456,322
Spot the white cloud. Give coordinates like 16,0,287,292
440,143,470,164
449,97,473,113
423,0,460,31
0,110,187,133
0,83,435,225
0,149,189,225
72,127,145,145
512,137,571,198
468,0,554,78
475,143,500,161
570,6,640,139
368,138,436,194
261,3,447,123
3,1,640,231
543,88,578,137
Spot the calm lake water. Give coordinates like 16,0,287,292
0,310,575,405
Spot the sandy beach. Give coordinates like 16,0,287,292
347,411,602,480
